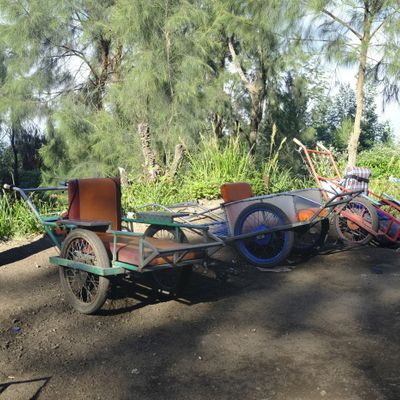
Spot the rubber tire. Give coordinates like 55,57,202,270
334,197,379,245
144,225,192,296
234,203,294,268
59,229,110,314
292,219,330,255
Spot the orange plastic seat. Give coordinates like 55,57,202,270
220,182,253,203
297,208,328,222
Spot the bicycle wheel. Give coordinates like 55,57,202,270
334,197,379,245
59,229,110,314
144,225,192,295
234,203,294,267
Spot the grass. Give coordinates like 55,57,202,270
122,134,292,210
0,191,64,241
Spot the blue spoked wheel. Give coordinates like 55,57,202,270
234,203,294,268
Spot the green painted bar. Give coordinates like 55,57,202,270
49,256,125,276
112,260,140,272
129,218,210,231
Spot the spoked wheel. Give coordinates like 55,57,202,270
59,229,110,314
144,225,192,296
234,203,294,268
292,219,330,255
334,197,379,245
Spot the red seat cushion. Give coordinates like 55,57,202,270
97,233,203,267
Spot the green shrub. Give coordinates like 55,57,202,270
357,144,400,178
0,191,62,241
122,177,185,210
0,192,13,240
369,178,400,200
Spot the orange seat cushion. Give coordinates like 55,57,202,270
67,178,121,230
297,208,328,222
220,182,253,203
97,233,203,267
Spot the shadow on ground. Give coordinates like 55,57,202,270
0,236,53,267
1,243,400,399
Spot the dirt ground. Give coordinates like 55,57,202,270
0,235,400,400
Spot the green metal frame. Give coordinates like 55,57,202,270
48,212,223,276
5,184,224,278
49,256,125,276
49,224,220,277
42,217,79,250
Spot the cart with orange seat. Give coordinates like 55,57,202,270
3,178,223,314
132,181,362,268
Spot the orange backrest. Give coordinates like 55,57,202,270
67,177,121,230
220,182,253,203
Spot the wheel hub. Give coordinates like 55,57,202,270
254,224,272,246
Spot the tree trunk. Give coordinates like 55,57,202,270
212,112,223,140
118,167,129,187
93,37,111,110
138,122,161,181
227,37,266,153
248,86,265,154
10,127,19,185
347,11,371,167
166,144,185,178
249,91,263,151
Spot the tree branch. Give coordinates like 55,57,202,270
370,8,400,38
228,37,250,87
57,45,99,80
322,8,363,40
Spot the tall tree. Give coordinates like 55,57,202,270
209,0,304,152
111,0,234,179
0,1,129,181
310,0,400,166
0,44,40,185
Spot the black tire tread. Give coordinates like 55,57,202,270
59,229,110,314
334,197,379,245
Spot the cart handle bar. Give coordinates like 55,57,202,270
293,138,305,148
2,184,67,222
316,142,330,152
293,138,331,154
324,189,363,209
3,184,66,192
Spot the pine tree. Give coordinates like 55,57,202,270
309,0,400,166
